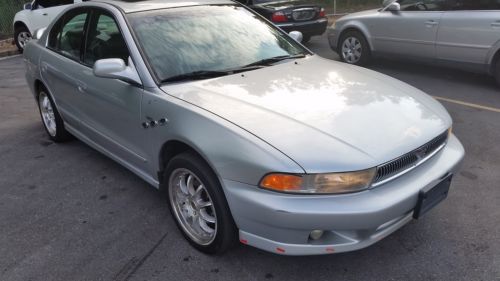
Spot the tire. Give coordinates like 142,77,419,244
37,88,72,142
495,58,500,87
14,25,31,52
164,152,238,255
338,30,371,66
301,35,311,44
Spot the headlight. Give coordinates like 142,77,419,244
259,168,376,194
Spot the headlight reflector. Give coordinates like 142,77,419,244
260,168,376,194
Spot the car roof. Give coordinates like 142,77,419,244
90,0,236,13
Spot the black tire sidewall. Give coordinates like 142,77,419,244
495,59,500,86
338,31,371,66
164,152,237,255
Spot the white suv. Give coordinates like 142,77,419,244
13,0,81,52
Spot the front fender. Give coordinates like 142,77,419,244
336,20,374,51
144,90,305,186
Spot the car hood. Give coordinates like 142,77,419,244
337,8,380,22
161,56,451,173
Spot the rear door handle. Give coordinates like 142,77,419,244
425,20,439,27
491,21,500,27
76,81,87,93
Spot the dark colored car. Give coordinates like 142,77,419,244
240,0,328,43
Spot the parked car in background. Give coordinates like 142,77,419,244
239,0,328,43
328,0,500,85
24,0,464,255
13,0,79,51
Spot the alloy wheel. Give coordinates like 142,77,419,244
169,168,217,245
38,92,57,137
342,37,362,64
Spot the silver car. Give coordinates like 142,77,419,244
24,0,464,255
329,0,500,85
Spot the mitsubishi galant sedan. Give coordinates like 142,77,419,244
23,0,464,255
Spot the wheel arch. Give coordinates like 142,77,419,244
158,139,221,191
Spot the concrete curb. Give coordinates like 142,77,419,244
0,38,19,59
0,49,20,59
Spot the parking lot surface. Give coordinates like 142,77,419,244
1,34,499,281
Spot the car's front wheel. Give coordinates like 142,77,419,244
494,58,500,86
37,89,72,142
14,25,31,52
164,152,238,254
338,30,371,66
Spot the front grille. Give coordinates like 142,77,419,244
373,131,449,185
292,8,316,21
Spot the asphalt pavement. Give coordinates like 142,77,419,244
0,33,499,281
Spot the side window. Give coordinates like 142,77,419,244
84,12,130,66
36,0,73,9
447,0,500,10
398,0,447,11
48,11,88,60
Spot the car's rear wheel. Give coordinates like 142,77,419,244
164,152,237,254
14,25,31,52
301,35,311,44
338,30,371,66
37,89,72,142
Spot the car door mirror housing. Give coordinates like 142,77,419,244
385,2,400,11
23,2,32,10
289,31,303,43
93,57,142,86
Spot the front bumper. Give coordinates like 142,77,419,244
327,27,339,51
221,134,464,255
275,18,328,36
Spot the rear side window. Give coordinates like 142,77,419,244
36,0,73,9
447,0,500,10
48,9,89,60
84,12,130,66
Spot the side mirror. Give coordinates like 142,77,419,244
289,31,303,43
23,2,32,10
33,27,46,40
93,57,142,86
386,2,401,11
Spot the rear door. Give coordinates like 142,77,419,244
435,0,500,69
40,7,90,129
371,0,446,59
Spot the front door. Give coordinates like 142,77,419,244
76,9,150,172
371,0,446,59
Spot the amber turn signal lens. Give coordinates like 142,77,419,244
260,174,303,191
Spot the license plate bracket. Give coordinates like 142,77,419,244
413,174,452,219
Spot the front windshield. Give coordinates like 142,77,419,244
128,5,308,82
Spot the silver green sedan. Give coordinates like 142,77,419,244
329,0,500,85
23,0,464,255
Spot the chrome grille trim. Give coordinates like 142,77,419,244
372,131,449,187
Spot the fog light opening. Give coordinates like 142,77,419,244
309,230,324,240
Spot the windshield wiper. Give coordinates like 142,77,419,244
161,65,265,83
161,70,230,83
244,53,307,67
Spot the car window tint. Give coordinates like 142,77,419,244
37,0,73,8
54,12,88,60
84,12,130,66
447,0,500,10
398,0,447,11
